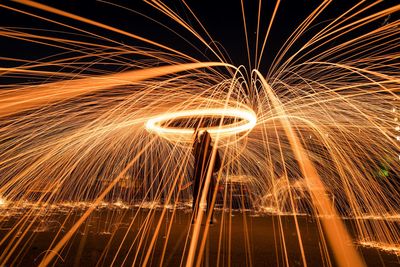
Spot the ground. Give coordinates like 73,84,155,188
0,206,399,266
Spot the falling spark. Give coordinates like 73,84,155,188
0,0,399,266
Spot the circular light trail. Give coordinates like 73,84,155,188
145,108,257,142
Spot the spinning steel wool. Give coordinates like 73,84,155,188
0,0,399,266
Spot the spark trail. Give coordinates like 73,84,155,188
0,1,399,266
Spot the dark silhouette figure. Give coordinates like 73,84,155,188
192,130,221,224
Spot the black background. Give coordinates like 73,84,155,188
0,0,397,74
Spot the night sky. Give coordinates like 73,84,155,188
0,0,397,74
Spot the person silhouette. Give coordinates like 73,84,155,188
192,130,221,224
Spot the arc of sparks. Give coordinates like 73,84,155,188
0,62,233,118
145,107,257,142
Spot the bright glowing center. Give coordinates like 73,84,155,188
145,108,257,142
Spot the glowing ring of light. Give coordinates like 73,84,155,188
145,108,257,142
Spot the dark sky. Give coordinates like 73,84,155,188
0,0,397,74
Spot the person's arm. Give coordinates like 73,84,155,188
192,132,199,155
